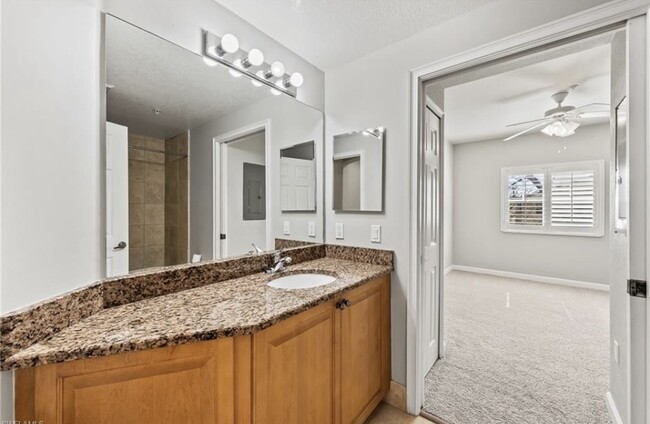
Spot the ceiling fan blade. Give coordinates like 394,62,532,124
576,111,610,119
503,121,550,142
506,117,553,127
573,102,610,111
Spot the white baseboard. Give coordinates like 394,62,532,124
605,391,623,424
447,265,609,292
444,266,453,275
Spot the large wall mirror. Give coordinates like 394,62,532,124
332,127,385,212
105,16,324,277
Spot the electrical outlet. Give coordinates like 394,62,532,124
335,223,344,240
308,221,316,237
614,340,620,364
283,221,290,235
370,225,381,243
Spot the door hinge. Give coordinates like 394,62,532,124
220,233,226,240
627,279,647,298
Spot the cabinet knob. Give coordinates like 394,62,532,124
337,299,352,310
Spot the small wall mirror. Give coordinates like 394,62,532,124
280,141,316,211
333,127,384,212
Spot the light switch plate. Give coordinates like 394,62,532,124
335,223,344,240
370,225,381,243
308,221,316,237
283,221,291,235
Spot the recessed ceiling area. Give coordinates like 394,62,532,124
433,39,612,144
213,0,497,70
106,17,269,140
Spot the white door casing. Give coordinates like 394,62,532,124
422,105,441,378
281,157,316,211
105,122,129,277
213,120,272,258
407,0,650,416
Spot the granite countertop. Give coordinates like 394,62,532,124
5,257,391,369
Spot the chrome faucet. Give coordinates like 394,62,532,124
249,243,264,255
266,250,292,274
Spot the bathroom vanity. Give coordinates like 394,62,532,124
1,10,394,424
7,245,392,423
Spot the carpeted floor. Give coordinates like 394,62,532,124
423,271,610,424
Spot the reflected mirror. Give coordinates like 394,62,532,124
332,127,384,212
105,16,324,277
280,141,316,211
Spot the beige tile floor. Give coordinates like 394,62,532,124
366,403,432,423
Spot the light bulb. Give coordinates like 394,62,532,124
251,70,265,87
229,68,242,78
270,61,285,77
270,88,282,96
247,49,264,67
220,33,239,54
202,56,218,67
251,71,264,87
233,59,244,69
289,72,304,87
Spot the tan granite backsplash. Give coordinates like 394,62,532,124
0,243,391,370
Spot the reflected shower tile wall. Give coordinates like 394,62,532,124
128,134,166,271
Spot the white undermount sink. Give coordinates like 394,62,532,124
267,273,337,290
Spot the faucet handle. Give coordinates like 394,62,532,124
274,249,284,262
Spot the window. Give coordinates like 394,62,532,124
501,161,604,236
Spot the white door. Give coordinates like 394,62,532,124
421,106,441,377
280,157,315,210
106,122,129,277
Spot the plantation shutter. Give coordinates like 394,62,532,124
550,169,595,227
506,173,544,226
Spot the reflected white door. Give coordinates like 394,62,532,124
106,122,129,277
281,157,315,210
422,106,441,377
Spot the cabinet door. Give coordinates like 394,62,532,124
340,276,390,423
15,338,240,424
253,300,337,424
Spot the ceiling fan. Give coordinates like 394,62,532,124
504,85,610,141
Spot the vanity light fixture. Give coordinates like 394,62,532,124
279,72,304,88
213,33,239,57
203,30,302,97
251,70,265,87
202,56,218,67
264,61,285,79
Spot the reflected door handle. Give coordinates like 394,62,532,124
113,241,127,250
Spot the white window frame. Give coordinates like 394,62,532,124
501,160,605,237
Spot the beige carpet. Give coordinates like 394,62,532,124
423,271,610,424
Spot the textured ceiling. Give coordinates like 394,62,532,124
439,40,612,144
106,17,272,139
213,0,497,70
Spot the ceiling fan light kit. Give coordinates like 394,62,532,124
541,119,580,137
503,85,609,141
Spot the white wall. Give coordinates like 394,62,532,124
190,95,323,259
452,124,610,284
224,132,266,256
324,0,610,385
0,0,103,419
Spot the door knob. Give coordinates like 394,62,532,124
113,241,127,250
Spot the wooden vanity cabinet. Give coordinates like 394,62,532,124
15,275,390,424
253,274,390,424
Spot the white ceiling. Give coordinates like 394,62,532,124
106,17,272,140
442,43,611,144
213,0,497,70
